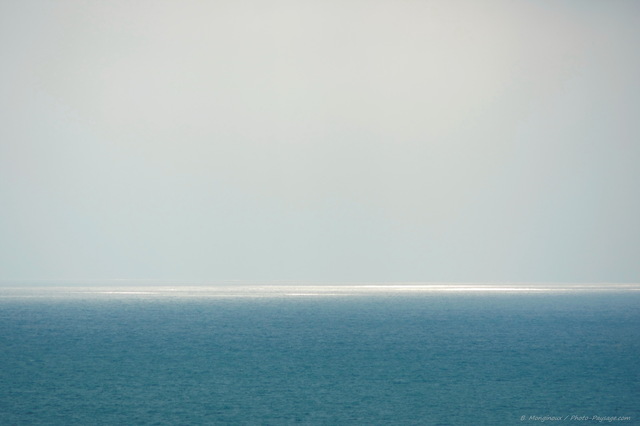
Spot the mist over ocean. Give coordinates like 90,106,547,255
1,284,638,425
3,1,640,424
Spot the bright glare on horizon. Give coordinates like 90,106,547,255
1,283,639,300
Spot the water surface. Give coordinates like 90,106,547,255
1,284,638,424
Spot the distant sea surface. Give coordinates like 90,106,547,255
1,284,638,425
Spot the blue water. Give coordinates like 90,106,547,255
1,287,638,425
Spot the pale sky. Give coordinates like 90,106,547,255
1,0,639,282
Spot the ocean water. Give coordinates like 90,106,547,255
0,284,638,425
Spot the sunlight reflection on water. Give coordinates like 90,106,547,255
0,283,638,299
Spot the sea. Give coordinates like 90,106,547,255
0,283,638,425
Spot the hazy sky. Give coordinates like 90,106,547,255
1,0,639,282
